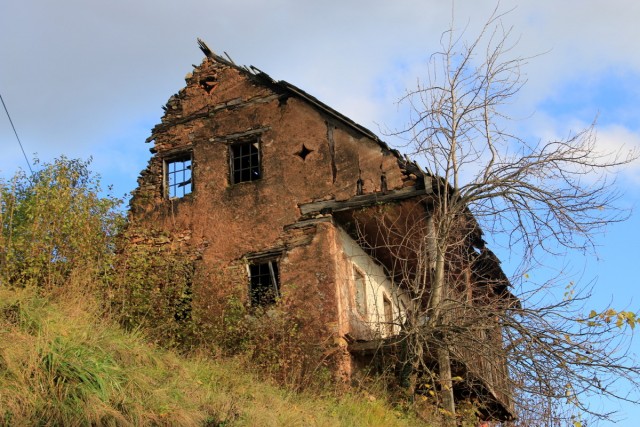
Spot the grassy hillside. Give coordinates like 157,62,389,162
0,285,429,426
0,158,445,426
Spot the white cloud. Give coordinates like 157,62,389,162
594,125,640,184
2,1,640,421
519,110,640,187
2,0,640,195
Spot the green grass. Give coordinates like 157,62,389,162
0,286,429,426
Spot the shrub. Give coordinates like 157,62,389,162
110,228,196,348
0,156,123,289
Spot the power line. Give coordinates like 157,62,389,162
0,92,34,175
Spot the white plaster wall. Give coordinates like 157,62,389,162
337,227,407,338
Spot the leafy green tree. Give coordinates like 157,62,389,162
0,156,123,288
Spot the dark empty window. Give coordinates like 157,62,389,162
165,155,192,198
249,259,279,306
231,140,261,184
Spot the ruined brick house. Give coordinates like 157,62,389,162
128,40,515,420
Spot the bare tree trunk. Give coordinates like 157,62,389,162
407,331,422,398
386,5,640,422
431,245,456,420
437,346,455,421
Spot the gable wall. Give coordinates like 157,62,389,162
130,58,406,262
123,56,514,412
126,58,412,365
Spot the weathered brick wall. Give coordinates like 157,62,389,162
122,54,514,413
126,55,419,378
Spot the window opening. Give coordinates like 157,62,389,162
174,280,193,323
296,144,313,161
199,76,218,93
354,267,367,316
231,139,261,184
383,295,393,335
249,259,279,306
165,155,192,198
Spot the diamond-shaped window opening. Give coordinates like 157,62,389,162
296,144,313,161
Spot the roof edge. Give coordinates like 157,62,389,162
196,39,398,155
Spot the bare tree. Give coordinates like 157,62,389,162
371,6,640,425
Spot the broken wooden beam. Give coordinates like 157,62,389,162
298,186,432,217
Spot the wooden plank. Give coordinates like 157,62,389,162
283,216,332,231
208,126,271,143
299,186,431,216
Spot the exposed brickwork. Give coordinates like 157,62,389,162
125,46,513,418
126,51,422,377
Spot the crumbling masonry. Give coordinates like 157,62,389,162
127,40,514,420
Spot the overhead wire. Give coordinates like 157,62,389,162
0,92,34,176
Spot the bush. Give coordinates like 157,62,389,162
110,228,196,348
0,156,123,289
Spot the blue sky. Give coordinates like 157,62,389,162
2,1,639,424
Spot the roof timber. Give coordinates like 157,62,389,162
298,186,432,217
197,40,515,303
197,39,405,159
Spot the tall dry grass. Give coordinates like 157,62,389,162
0,157,433,426
0,283,427,426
